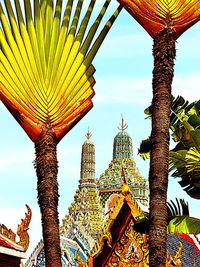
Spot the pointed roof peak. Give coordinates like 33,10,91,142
118,115,128,132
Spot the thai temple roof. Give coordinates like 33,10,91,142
25,237,88,267
81,178,200,267
167,234,200,266
0,205,31,264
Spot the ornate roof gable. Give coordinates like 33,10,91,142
78,179,183,267
0,205,31,262
87,183,147,267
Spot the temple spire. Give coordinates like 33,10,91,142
80,128,95,182
61,130,104,241
98,118,149,208
113,116,133,160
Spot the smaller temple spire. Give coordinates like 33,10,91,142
113,116,133,160
81,129,95,182
118,115,128,131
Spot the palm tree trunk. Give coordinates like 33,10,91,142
149,28,176,267
34,129,62,267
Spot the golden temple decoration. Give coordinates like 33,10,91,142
166,242,182,267
105,219,149,267
17,204,32,251
86,182,183,267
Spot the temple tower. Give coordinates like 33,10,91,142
113,117,133,159
60,130,105,243
97,117,149,210
80,130,95,186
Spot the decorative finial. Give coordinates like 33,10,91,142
86,127,92,140
17,204,32,251
118,114,128,131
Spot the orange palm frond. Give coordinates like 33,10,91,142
117,0,200,38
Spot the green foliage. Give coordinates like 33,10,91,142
169,97,200,199
139,96,200,199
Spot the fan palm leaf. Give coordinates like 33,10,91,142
0,1,122,265
116,0,199,266
0,0,122,142
117,0,200,38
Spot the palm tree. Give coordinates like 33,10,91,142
116,0,200,266
0,0,122,265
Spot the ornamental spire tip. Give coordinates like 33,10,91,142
118,114,128,131
86,127,92,140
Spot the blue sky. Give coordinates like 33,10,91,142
0,0,200,258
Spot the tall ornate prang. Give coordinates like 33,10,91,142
80,129,95,186
61,130,105,244
97,118,149,208
113,116,132,160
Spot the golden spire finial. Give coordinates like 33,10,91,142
86,127,92,140
118,114,128,131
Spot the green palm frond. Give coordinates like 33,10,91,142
167,198,189,218
168,216,200,234
169,147,200,198
0,0,122,142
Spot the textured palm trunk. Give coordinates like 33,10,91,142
149,28,176,267
34,129,62,267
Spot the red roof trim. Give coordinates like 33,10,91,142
176,233,200,254
0,235,24,252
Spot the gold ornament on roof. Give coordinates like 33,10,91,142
0,205,31,252
0,224,16,242
17,204,32,251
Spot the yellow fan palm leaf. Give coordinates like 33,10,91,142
0,0,122,142
117,0,200,38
